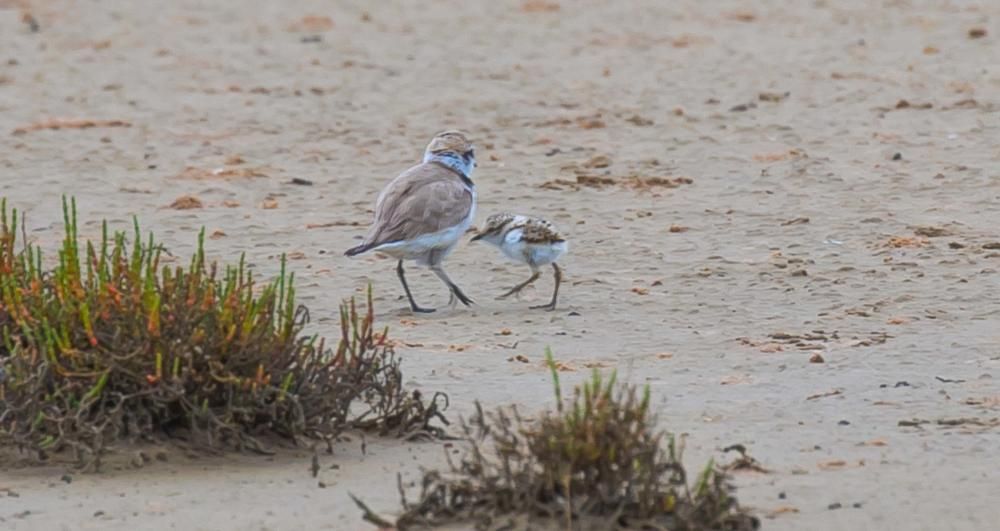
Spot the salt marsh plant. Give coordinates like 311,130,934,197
355,349,758,530
0,198,445,469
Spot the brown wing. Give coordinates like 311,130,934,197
362,163,473,247
520,219,565,244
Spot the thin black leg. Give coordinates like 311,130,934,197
431,266,474,307
397,260,435,313
497,271,540,300
531,263,562,311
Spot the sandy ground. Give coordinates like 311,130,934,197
2,0,999,529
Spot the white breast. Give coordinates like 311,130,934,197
500,229,567,267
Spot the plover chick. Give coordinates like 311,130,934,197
345,130,477,313
471,213,567,311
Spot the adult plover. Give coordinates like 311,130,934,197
471,213,567,310
345,131,477,313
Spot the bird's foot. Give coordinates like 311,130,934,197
495,287,522,301
451,288,474,307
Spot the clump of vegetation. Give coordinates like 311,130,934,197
355,350,759,530
0,198,446,469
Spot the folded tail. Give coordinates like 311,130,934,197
344,242,373,257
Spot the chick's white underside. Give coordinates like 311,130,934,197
500,228,568,268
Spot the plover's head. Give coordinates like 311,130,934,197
423,130,476,178
471,212,516,244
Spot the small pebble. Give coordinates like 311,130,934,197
838,420,851,426
828,502,843,510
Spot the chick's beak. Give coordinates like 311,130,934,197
470,231,484,242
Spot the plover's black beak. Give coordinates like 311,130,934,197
470,231,484,242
